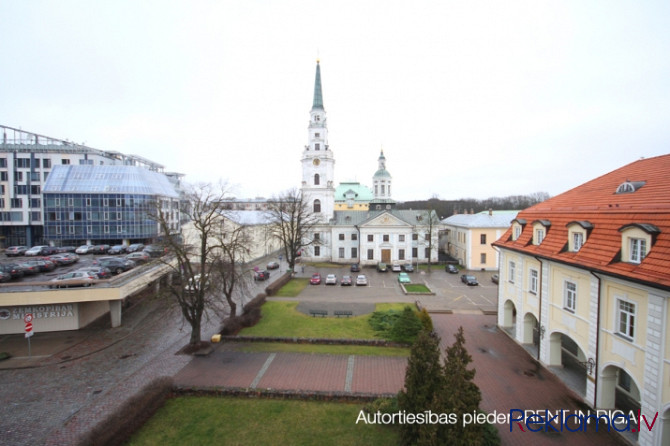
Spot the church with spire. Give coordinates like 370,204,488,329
299,60,440,266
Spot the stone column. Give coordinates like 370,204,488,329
109,300,122,328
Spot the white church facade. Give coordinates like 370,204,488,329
299,61,440,266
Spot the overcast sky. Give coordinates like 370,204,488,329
2,1,669,201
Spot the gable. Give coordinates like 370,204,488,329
361,212,412,229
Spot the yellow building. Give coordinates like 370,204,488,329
440,210,518,270
494,155,670,446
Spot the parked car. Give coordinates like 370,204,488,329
350,263,360,272
16,262,40,275
0,271,11,282
0,263,25,279
126,243,145,253
185,274,210,293
125,252,150,264
108,245,128,255
391,263,402,272
460,274,479,286
76,266,112,280
75,245,95,254
325,274,337,285
397,272,411,283
48,253,80,265
49,271,97,288
4,246,28,257
56,246,77,253
24,259,56,272
377,262,388,272
402,264,414,272
340,275,352,286
267,261,280,270
90,244,111,255
356,274,368,286
254,270,270,281
491,274,499,284
26,245,57,256
143,244,166,257
97,258,135,275
25,245,45,256
310,273,322,285
446,264,459,274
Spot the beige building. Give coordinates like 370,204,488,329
494,155,670,446
441,210,518,270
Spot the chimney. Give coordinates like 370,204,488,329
470,208,474,214
489,208,493,216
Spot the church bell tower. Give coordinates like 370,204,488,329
301,60,335,221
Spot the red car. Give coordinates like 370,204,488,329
310,273,322,285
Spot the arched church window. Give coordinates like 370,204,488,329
314,174,320,185
314,199,321,213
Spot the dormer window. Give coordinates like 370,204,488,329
531,220,551,246
567,221,593,252
618,223,660,264
511,218,526,241
615,181,646,194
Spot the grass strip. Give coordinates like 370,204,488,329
127,396,398,446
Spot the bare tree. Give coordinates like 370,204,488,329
152,182,251,346
266,188,320,271
416,209,441,271
209,216,253,318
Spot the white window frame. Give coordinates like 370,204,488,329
629,238,647,263
535,229,545,245
564,281,577,312
509,261,516,283
573,232,584,252
616,298,635,340
338,247,345,258
513,225,522,240
529,268,538,294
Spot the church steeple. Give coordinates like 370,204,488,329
302,60,334,222
312,60,324,111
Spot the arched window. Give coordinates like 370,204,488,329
314,199,321,213
314,174,320,185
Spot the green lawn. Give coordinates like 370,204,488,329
403,284,432,293
230,341,409,357
239,301,409,339
127,397,398,446
275,278,310,297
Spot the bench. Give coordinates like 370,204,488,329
309,309,328,317
334,310,353,318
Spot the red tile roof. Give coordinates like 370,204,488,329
494,154,670,290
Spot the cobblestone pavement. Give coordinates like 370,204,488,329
0,296,202,446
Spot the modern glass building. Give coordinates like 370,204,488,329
42,165,180,245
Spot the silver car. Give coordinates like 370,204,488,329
356,274,368,286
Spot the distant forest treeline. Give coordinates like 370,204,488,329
397,192,551,220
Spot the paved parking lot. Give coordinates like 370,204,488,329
0,252,147,291
289,264,499,314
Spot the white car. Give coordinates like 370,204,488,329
391,263,402,272
325,274,337,285
75,245,94,254
356,274,368,286
25,245,49,256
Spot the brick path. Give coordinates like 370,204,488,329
431,314,628,446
